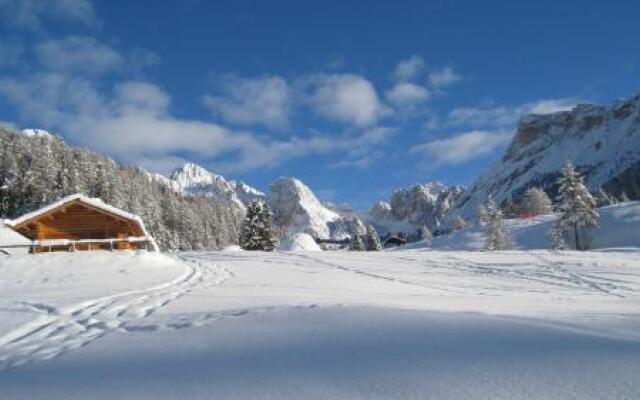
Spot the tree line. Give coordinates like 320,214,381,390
0,129,242,251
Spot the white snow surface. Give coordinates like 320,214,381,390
427,201,640,251
277,232,322,251
20,128,53,138
1,248,640,399
0,223,30,255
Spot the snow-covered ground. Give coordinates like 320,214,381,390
1,249,640,399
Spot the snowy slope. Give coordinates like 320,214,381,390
0,223,30,255
2,250,640,399
277,232,322,251
427,201,640,251
269,177,343,239
454,93,640,221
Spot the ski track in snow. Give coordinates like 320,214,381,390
2,250,640,373
0,256,232,372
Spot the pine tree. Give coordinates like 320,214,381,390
593,189,613,207
0,182,9,218
364,224,382,251
484,194,513,251
556,160,599,250
524,187,552,216
477,204,489,226
504,194,518,218
620,191,630,202
240,199,275,251
350,233,365,251
548,221,568,250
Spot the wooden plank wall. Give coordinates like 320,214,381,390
16,202,144,245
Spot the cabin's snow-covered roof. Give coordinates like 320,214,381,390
5,194,158,251
7,194,141,226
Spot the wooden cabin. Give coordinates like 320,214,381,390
5,194,158,253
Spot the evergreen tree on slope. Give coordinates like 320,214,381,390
524,187,553,216
504,194,518,218
240,199,275,251
364,224,382,251
556,160,599,250
484,194,513,251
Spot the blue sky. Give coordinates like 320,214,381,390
0,0,639,209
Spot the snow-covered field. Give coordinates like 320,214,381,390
1,249,640,399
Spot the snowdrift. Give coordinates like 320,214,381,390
426,201,640,251
277,232,322,251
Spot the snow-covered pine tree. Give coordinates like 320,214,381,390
548,221,568,250
484,194,513,251
240,199,275,251
350,233,365,251
620,191,630,202
556,159,599,250
451,215,468,230
0,183,8,218
593,189,613,207
523,187,552,216
477,204,489,226
364,224,382,251
504,194,518,218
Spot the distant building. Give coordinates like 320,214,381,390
4,194,158,253
383,235,407,248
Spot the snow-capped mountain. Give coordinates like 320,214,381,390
364,183,465,234
21,128,53,138
158,163,264,210
269,177,344,239
453,93,640,220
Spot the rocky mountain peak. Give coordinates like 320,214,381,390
455,92,640,220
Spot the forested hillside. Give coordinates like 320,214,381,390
0,128,242,250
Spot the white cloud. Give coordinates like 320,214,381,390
0,72,103,126
203,75,291,130
447,98,579,128
393,55,425,82
410,130,512,166
428,66,462,88
0,69,396,175
35,36,124,75
307,74,387,127
386,82,430,107
0,0,98,30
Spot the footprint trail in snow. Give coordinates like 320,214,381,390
0,258,232,372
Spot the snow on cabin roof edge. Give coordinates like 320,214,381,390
7,194,143,229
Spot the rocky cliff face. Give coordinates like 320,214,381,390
159,163,264,211
454,93,640,220
269,177,344,239
364,183,465,234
